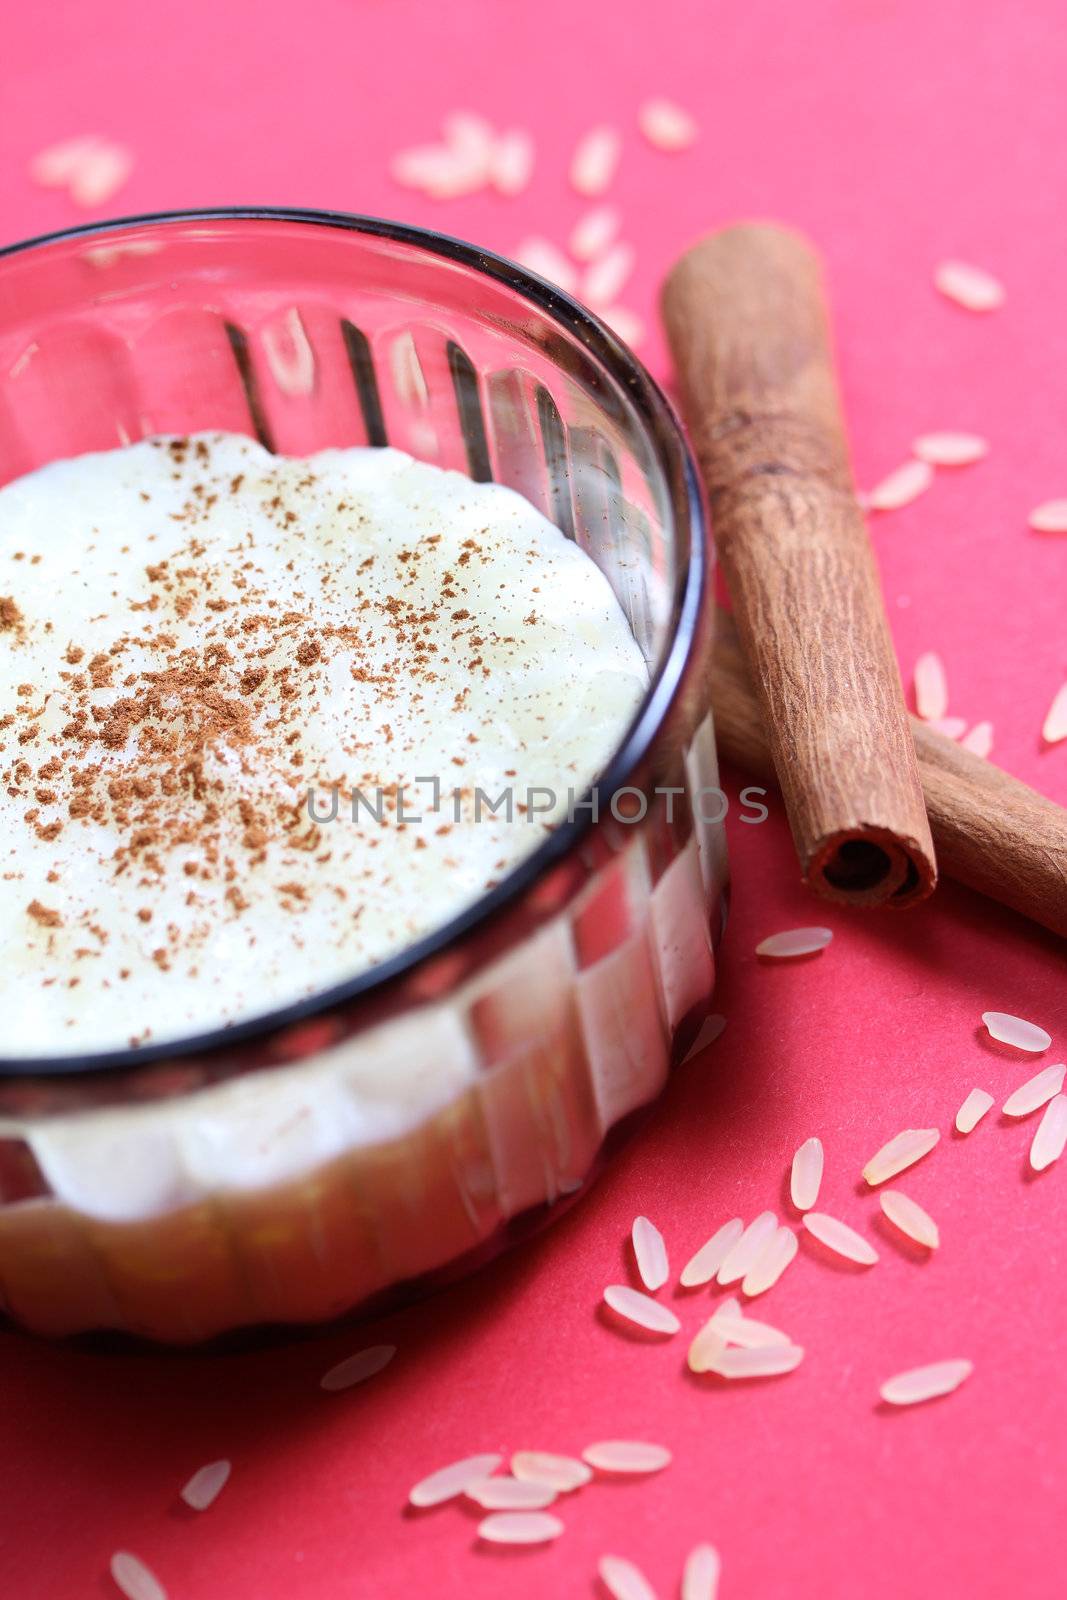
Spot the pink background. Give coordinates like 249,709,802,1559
3,1,1067,1595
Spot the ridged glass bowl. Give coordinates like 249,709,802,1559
0,209,727,1342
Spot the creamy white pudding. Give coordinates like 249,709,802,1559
0,433,647,1056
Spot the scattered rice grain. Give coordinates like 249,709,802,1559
598,1554,658,1600
679,1218,743,1287
1029,499,1067,535
1030,1094,1067,1171
570,204,621,261
741,1225,798,1297
638,97,698,151
866,459,934,512
1003,1062,1066,1117
511,1451,592,1492
570,125,622,195
513,236,578,293
320,1343,396,1391
790,1136,824,1211
1042,683,1067,745
955,1087,994,1133
717,1211,778,1285
682,1543,722,1600
914,652,949,720
803,1211,879,1265
705,1343,804,1379
879,1190,939,1249
862,1128,940,1186
582,241,636,307
632,1215,669,1290
409,1452,503,1508
489,128,535,195
960,720,994,758
466,1477,557,1510
982,1012,1051,1052
179,1459,231,1511
711,1310,791,1349
929,716,967,738
582,1440,672,1474
912,432,988,466
880,1358,973,1405
935,260,1004,312
603,1284,680,1336
687,1315,728,1374
109,1552,166,1600
755,927,832,960
478,1511,563,1544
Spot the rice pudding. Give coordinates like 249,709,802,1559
1,433,647,1056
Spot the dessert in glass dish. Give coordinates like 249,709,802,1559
0,210,727,1342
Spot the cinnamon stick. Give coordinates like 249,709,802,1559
711,611,1067,938
662,223,936,907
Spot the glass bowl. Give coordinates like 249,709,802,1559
0,209,727,1342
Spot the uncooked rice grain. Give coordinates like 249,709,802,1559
755,927,833,959
1003,1063,1066,1117
409,1453,503,1508
320,1344,396,1391
570,204,622,261
511,1452,592,1492
478,1511,564,1544
862,1128,940,1186
598,1554,659,1600
582,242,636,307
466,1477,558,1511
717,1211,778,1285
603,1284,680,1335
109,1552,167,1600
1042,683,1067,744
912,432,988,466
929,716,968,739
711,1310,791,1349
935,260,1004,311
687,1316,728,1374
880,1359,973,1405
982,1012,1051,1052
1030,1094,1067,1172
600,305,646,348
705,1344,804,1379
914,652,949,720
489,129,535,195
879,1190,940,1249
803,1212,879,1265
632,1215,670,1290
582,1440,672,1474
955,1087,995,1133
866,459,934,512
679,1218,743,1286
960,721,994,758
513,236,578,292
682,1543,722,1600
638,97,698,151
741,1226,798,1298
570,125,622,195
179,1459,231,1511
790,1136,824,1211
1029,499,1067,534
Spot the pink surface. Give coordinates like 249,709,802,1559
2,1,1067,1595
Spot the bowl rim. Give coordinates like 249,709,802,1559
0,205,709,1078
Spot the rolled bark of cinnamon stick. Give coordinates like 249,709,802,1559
663,223,936,907
711,611,1067,938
